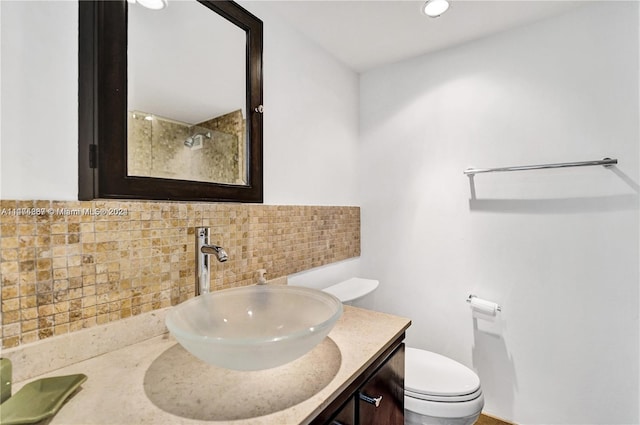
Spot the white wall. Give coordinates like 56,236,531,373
239,1,362,287
359,3,639,424
0,1,361,207
241,1,360,207
0,1,78,200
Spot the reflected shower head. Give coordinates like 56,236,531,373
184,132,212,148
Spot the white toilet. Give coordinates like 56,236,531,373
322,278,484,425
404,348,483,425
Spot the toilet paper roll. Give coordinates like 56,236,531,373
469,296,499,316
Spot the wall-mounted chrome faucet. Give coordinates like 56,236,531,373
196,227,228,295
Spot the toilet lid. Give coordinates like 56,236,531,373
405,348,480,398
322,278,379,303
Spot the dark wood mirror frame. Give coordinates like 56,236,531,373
78,0,263,202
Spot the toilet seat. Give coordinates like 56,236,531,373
405,391,485,421
405,348,481,402
405,387,482,403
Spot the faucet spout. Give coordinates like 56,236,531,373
196,227,228,295
201,244,228,263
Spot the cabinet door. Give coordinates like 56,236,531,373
358,344,405,425
329,396,355,425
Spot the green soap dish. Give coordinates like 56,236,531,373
0,374,87,425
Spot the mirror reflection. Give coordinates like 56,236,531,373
127,1,247,185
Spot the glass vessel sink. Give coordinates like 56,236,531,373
165,285,343,370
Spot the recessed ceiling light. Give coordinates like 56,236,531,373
135,0,168,10
423,0,450,18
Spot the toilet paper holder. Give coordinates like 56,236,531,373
466,294,502,312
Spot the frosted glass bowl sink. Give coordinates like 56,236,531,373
165,285,343,370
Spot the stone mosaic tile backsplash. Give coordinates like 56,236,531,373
0,200,360,349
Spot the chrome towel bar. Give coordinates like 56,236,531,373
464,157,617,176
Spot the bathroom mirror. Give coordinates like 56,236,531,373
78,0,263,202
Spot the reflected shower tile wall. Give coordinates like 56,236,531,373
127,112,152,176
127,112,243,185
197,110,246,184
0,201,360,348
189,129,239,184
151,118,191,178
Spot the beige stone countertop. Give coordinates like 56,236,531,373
11,306,410,425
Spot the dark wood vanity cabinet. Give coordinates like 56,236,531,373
312,336,405,425
358,342,405,425
329,397,356,425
